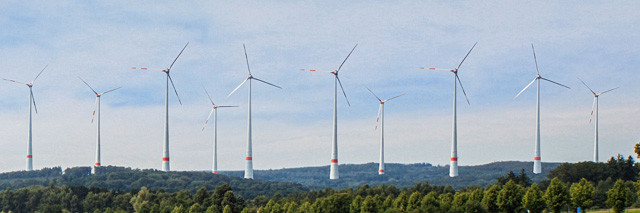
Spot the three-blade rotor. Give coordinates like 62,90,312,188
227,44,281,98
365,86,405,130
300,44,358,106
578,78,619,123
2,64,49,114
132,42,189,105
78,76,121,123
514,44,570,100
423,42,476,105
203,87,238,131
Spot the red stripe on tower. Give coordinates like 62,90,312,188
27,155,32,158
379,170,385,173
162,157,169,161
212,171,217,174
246,157,252,160
331,159,338,163
95,163,101,166
451,157,458,161
534,157,541,160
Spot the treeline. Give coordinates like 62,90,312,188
0,166,308,200
0,183,245,213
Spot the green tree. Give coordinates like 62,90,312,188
223,205,233,213
606,179,632,213
130,187,152,213
522,184,546,213
350,195,363,213
481,184,500,212
544,177,570,213
420,191,439,212
361,195,378,213
438,193,454,212
172,205,186,213
570,178,595,211
496,180,524,213
406,191,422,211
393,192,408,211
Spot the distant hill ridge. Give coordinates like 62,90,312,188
0,161,561,198
220,161,561,189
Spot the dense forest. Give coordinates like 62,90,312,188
0,151,638,212
221,161,561,189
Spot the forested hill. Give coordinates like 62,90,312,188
0,166,307,199
221,161,562,189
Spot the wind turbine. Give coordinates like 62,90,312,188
202,88,238,174
2,64,48,171
365,87,404,175
77,77,121,174
132,42,188,172
228,44,281,179
513,44,570,174
421,42,476,177
578,78,618,162
300,44,357,180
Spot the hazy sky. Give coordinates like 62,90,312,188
1,1,639,173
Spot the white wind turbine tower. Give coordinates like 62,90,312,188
301,44,357,180
2,64,48,171
77,77,122,174
228,44,281,179
365,87,405,175
421,42,476,177
578,78,618,162
202,88,238,174
132,42,188,172
514,44,570,174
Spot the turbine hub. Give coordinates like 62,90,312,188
248,75,253,79
380,100,384,104
163,69,169,73
332,71,337,75
536,75,541,79
97,94,101,97
595,94,599,97
451,69,457,73
213,105,217,108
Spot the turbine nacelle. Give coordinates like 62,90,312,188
27,83,33,87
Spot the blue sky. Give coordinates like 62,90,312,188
0,1,639,173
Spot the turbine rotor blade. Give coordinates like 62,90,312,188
30,90,38,114
169,42,189,70
252,77,282,89
336,76,350,106
600,87,619,94
167,74,182,105
375,103,382,130
102,86,122,95
77,76,98,94
202,108,215,131
131,67,165,71
384,93,406,102
589,97,596,123
2,78,26,85
364,86,381,101
455,74,470,105
541,77,570,89
91,97,98,123
532,44,540,75
32,64,49,83
203,87,216,106
243,44,252,75
456,42,477,70
514,77,537,100
217,105,239,108
227,78,248,97
337,44,358,73
422,68,453,71
300,69,334,73
577,77,596,94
